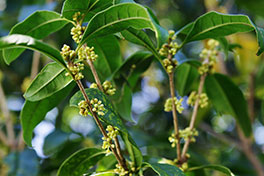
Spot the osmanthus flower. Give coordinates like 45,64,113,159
187,91,209,108
198,39,220,75
164,97,184,113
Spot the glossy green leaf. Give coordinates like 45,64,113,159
204,73,252,136
111,51,154,121
112,85,133,122
79,3,155,46
175,63,199,96
146,7,168,48
24,62,73,101
57,148,106,176
188,164,235,176
4,149,39,176
121,28,160,59
144,162,185,176
87,35,122,81
61,0,113,22
43,130,71,156
21,83,75,146
3,11,70,64
70,88,143,169
178,11,264,55
0,34,67,68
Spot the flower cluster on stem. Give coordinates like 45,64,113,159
164,97,184,113
102,125,118,153
102,80,116,96
187,91,209,108
198,39,219,75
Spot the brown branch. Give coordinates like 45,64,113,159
30,51,40,80
168,72,181,161
0,82,15,150
181,74,206,160
237,127,264,176
248,72,255,123
76,80,128,171
0,126,8,146
83,45,103,91
83,48,128,170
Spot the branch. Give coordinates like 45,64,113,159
0,82,15,150
76,80,128,171
181,74,206,160
237,127,264,176
168,72,181,161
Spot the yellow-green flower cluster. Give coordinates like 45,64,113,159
180,163,188,171
198,39,219,75
199,93,209,108
72,12,81,22
78,100,89,116
71,24,86,43
78,46,98,62
102,136,115,153
162,58,178,73
90,98,105,116
168,133,178,148
159,30,179,73
60,44,75,61
67,62,84,80
103,80,116,96
114,164,130,176
164,97,184,113
106,125,118,139
102,125,118,153
89,83,98,89
60,44,85,80
187,91,208,108
179,127,198,142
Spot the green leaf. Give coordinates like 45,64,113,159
61,0,113,22
79,3,155,46
57,148,106,176
178,11,264,55
146,6,168,48
111,51,154,121
21,83,75,146
4,149,39,176
43,130,71,156
70,88,143,169
3,11,70,64
24,62,73,101
121,28,160,60
0,34,67,68
188,164,235,176
175,63,199,96
144,162,185,176
204,73,252,136
87,35,122,81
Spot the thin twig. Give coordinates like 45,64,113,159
0,82,15,150
17,51,41,150
83,48,127,170
237,127,264,176
30,51,40,80
0,126,8,146
181,74,206,160
248,72,255,123
168,72,181,161
83,44,103,91
76,80,128,170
